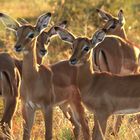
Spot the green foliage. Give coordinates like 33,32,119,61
59,128,74,140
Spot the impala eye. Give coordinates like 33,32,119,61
82,45,90,52
27,32,34,38
110,24,116,29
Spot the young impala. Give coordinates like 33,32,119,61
95,8,140,135
0,12,90,140
55,26,140,140
93,9,140,74
0,13,68,139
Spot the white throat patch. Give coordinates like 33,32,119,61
23,50,29,55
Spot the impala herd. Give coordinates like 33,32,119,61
0,9,139,140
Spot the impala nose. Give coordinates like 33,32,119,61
15,45,22,52
40,49,47,56
70,58,77,65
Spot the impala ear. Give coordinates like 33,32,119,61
35,12,51,33
57,20,68,29
91,29,106,48
96,8,113,21
17,17,29,25
118,9,125,26
47,20,68,37
0,13,20,32
54,27,75,44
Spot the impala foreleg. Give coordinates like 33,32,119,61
59,102,81,139
43,105,53,140
92,110,109,140
22,102,35,140
70,89,91,140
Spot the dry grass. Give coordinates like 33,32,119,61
1,0,140,139
1,99,140,139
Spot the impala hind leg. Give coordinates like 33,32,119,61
0,85,18,139
59,103,81,140
112,115,123,136
43,106,53,140
22,103,35,140
0,97,18,139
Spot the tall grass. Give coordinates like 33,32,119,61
0,0,140,139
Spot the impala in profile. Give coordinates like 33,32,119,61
55,26,140,140
95,8,140,135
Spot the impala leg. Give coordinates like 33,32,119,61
0,98,17,140
112,115,123,136
0,83,18,140
1,86,18,127
22,103,35,140
43,106,53,140
70,102,90,140
107,115,123,136
59,103,81,139
136,114,140,124
92,110,109,140
70,92,90,140
1,96,18,130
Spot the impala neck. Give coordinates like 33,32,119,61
109,27,127,40
22,38,38,81
36,48,43,65
78,50,94,89
14,58,23,76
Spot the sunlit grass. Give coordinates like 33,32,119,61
1,100,140,139
1,0,140,139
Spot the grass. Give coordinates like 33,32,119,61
1,0,140,139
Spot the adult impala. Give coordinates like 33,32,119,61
93,9,140,74
55,27,140,140
0,13,90,139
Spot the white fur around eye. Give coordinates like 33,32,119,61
26,32,34,39
82,45,90,51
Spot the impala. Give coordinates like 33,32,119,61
0,13,67,139
0,53,20,139
95,8,140,135
0,13,90,140
93,9,140,74
0,14,49,139
55,27,140,140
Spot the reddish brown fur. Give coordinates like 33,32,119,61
93,9,140,74
14,21,90,140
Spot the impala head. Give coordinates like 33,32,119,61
0,12,51,54
37,20,67,58
97,9,125,34
55,27,106,66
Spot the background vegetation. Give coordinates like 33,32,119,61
0,0,140,139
